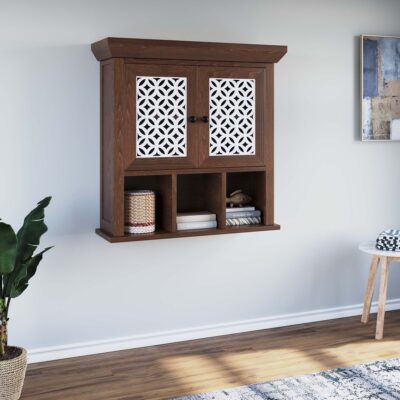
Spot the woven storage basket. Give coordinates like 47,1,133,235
0,347,27,400
124,190,156,234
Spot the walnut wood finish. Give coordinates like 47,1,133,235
97,168,277,242
124,64,198,171
226,171,267,224
23,311,400,400
197,66,266,168
125,175,176,233
100,58,124,237
177,174,224,224
123,166,267,176
96,224,280,243
264,64,275,226
92,38,287,241
91,37,287,63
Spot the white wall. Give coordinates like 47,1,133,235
1,0,400,359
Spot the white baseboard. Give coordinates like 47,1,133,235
28,298,400,364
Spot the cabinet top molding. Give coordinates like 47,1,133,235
91,37,287,63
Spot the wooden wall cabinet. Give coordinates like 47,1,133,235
91,38,287,242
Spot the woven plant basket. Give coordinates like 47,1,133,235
0,347,27,400
124,190,156,234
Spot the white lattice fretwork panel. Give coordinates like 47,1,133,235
209,78,256,156
136,76,187,158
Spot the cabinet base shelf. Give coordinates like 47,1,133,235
96,224,280,243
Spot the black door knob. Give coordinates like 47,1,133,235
202,116,209,123
189,116,197,123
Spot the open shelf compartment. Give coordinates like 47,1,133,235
124,174,176,236
177,173,225,231
226,171,267,228
96,169,278,242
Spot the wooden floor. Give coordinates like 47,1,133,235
22,310,400,399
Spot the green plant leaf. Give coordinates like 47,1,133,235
0,222,17,274
8,247,53,298
16,196,51,264
3,197,52,298
10,283,28,298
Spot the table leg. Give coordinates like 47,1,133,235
361,255,379,324
376,256,389,340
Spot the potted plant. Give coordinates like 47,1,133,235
0,197,52,400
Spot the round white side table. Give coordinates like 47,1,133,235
359,240,400,340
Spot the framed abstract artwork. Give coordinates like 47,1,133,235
361,35,400,141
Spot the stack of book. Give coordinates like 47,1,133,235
177,211,217,231
226,206,262,227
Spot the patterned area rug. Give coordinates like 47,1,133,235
174,358,400,399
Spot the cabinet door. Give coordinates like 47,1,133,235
197,67,266,168
124,64,197,170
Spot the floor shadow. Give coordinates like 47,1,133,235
22,311,400,400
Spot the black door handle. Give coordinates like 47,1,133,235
189,116,197,123
202,116,209,123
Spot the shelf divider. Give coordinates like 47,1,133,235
168,174,177,233
219,173,227,229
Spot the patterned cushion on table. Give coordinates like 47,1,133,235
376,229,400,251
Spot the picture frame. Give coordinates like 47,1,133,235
361,34,400,141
